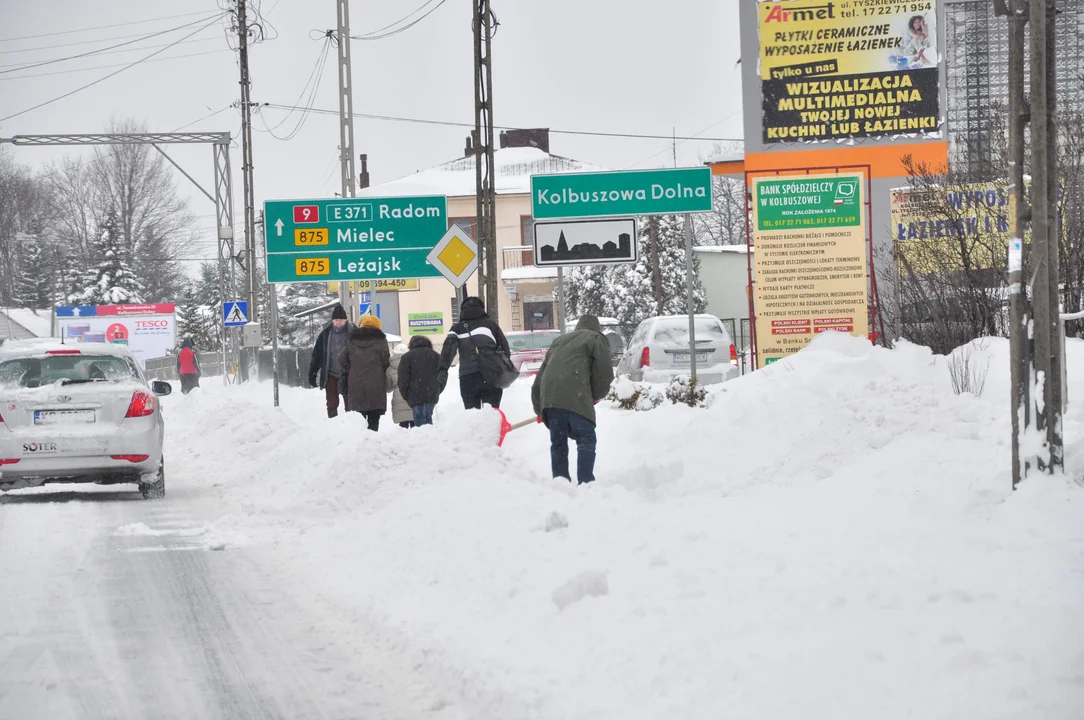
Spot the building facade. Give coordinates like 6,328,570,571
944,0,1084,174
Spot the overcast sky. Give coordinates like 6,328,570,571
1,0,743,265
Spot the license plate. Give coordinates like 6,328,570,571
673,352,710,363
34,409,95,425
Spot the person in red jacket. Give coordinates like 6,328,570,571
177,337,201,394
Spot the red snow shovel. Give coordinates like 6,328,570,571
497,408,541,447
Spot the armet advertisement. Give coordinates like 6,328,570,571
56,304,177,369
758,0,941,144
752,173,870,367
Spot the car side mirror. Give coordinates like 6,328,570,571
151,380,173,397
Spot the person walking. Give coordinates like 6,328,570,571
438,296,511,410
531,315,615,485
308,304,355,418
397,334,444,426
387,342,415,429
339,314,390,432
176,337,201,395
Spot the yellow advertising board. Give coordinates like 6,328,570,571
326,278,420,293
758,0,941,143
752,172,870,367
890,183,1018,273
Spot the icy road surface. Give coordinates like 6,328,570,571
0,483,463,720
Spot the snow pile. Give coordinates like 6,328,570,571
166,335,1084,720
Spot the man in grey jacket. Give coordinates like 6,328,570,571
307,304,355,418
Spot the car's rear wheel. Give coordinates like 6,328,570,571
139,457,165,500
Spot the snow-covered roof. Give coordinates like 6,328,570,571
0,308,54,338
704,150,745,164
501,265,559,281
360,147,608,199
695,245,751,254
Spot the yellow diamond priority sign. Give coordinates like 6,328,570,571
427,225,478,288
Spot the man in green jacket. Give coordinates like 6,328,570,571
531,315,615,484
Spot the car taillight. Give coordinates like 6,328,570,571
639,347,650,368
0,459,19,466
125,391,157,418
111,455,149,463
730,344,738,366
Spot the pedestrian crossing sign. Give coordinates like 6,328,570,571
223,301,249,327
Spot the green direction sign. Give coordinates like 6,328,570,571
263,196,448,283
531,167,713,220
753,175,863,231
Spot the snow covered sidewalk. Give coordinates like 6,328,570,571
166,335,1084,720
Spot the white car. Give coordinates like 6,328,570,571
616,314,739,385
0,341,172,499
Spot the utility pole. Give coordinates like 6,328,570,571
999,0,1032,488
473,0,497,318
336,0,357,320
234,0,259,381
1028,0,1064,472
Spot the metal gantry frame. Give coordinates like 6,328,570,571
0,132,240,385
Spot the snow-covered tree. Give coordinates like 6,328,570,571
14,235,53,310
135,225,187,303
564,215,705,329
76,210,145,305
176,284,217,351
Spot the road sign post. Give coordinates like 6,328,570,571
263,196,449,283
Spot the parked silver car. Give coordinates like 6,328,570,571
0,341,172,499
616,314,739,385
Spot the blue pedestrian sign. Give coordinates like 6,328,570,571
223,301,249,327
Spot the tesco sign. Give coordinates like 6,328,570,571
56,304,177,369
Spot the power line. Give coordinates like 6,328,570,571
260,103,742,142
351,0,449,40
256,38,331,141
0,49,233,81
0,11,222,44
0,35,221,68
170,106,235,133
0,13,225,76
0,15,228,124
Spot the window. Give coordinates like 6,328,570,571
520,216,535,266
449,217,476,238
0,354,139,388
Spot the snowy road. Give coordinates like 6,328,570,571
0,483,460,720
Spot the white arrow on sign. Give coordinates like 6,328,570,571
275,219,284,236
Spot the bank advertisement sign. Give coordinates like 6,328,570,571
758,0,941,144
752,174,869,367
55,304,176,369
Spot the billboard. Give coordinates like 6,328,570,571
890,183,1027,273
758,0,941,144
752,173,870,367
56,304,176,369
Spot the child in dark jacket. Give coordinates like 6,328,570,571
397,335,445,426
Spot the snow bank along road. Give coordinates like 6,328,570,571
3,334,1084,719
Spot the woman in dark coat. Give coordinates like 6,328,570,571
339,314,391,431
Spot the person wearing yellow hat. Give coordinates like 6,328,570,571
338,313,390,431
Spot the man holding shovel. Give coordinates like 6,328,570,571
531,316,615,484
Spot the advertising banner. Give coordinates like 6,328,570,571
752,173,869,367
407,312,444,336
889,182,1038,273
758,0,941,144
56,304,176,369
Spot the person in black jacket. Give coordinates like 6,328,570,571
307,304,355,418
397,335,444,426
439,296,511,410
